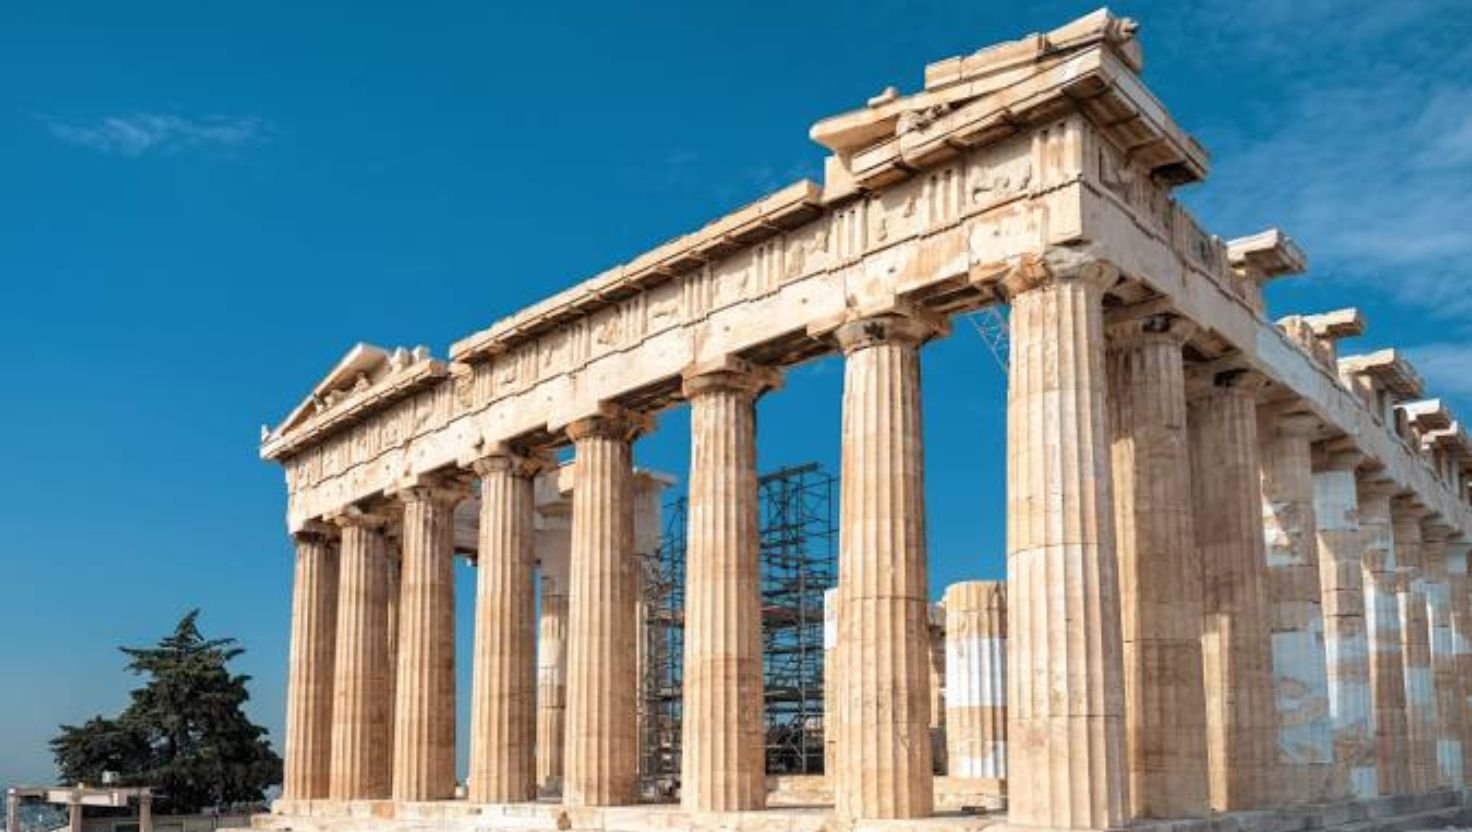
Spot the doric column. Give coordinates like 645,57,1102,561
468,450,548,803
1312,448,1376,798
329,509,393,800
679,359,778,811
823,587,839,779
831,310,938,821
1422,522,1462,788
1189,368,1274,811
562,408,648,806
1449,538,1472,782
928,607,947,775
283,526,339,800
1106,312,1209,819
1392,498,1437,792
1260,412,1333,803
392,478,463,802
1360,480,1409,795
535,503,572,794
384,544,400,769
943,581,1007,780
1003,257,1127,829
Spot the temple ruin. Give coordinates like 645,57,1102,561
256,10,1472,832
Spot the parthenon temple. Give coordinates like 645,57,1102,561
256,10,1472,832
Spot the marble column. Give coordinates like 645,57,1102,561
536,504,572,794
562,408,647,806
679,361,776,811
1312,448,1376,798
329,510,393,800
832,311,937,821
928,607,948,775
1449,539,1472,782
943,581,1007,780
1422,523,1462,788
283,527,339,800
1106,313,1209,819
7,788,19,832
823,587,839,779
1260,412,1333,803
1393,498,1437,792
468,451,546,803
137,794,152,832
393,479,462,802
1004,257,1127,830
1189,369,1274,811
1360,480,1409,795
384,546,400,769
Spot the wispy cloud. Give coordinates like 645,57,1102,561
42,113,270,157
1177,0,1472,319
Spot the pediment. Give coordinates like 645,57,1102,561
261,342,445,460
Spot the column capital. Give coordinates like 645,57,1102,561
1357,475,1402,503
680,356,783,400
1187,365,1269,402
565,403,653,443
1105,311,1197,348
1392,495,1430,520
1264,409,1321,440
999,250,1119,301
329,504,391,530
1422,520,1455,545
470,444,555,480
293,519,340,544
391,471,472,508
809,301,948,355
1312,441,1365,472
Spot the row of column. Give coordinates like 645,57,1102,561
280,251,1469,825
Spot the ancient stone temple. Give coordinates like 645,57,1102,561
257,10,1472,832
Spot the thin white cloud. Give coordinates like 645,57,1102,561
42,113,269,157
1174,0,1472,320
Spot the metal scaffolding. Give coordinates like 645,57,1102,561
638,462,839,789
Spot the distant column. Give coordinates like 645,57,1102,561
823,587,839,778
1393,498,1437,792
943,581,1006,780
1422,523,1462,788
329,509,393,800
536,504,572,794
928,606,947,775
7,788,20,832
283,526,339,800
137,794,152,832
1106,312,1209,819
562,408,647,806
393,479,463,801
832,310,938,821
1449,538,1472,782
1004,257,1127,830
1260,412,1333,803
679,360,777,812
67,793,81,832
1190,369,1274,811
1312,448,1376,798
468,451,547,803
1360,480,1409,795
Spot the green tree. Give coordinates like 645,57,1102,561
51,610,282,813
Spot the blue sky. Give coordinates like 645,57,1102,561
2,0,1469,789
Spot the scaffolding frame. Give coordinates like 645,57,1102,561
638,462,838,788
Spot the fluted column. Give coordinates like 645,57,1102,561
468,451,547,802
943,581,1006,780
1360,480,1409,795
1449,539,1472,783
329,510,393,800
679,360,777,811
562,408,647,806
823,587,839,779
928,608,947,775
1004,257,1127,830
392,479,462,802
283,527,339,800
1260,412,1333,803
536,503,572,793
831,310,937,821
384,546,400,769
1312,448,1376,798
1422,523,1462,788
1190,369,1274,811
1106,313,1209,819
1393,498,1437,792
